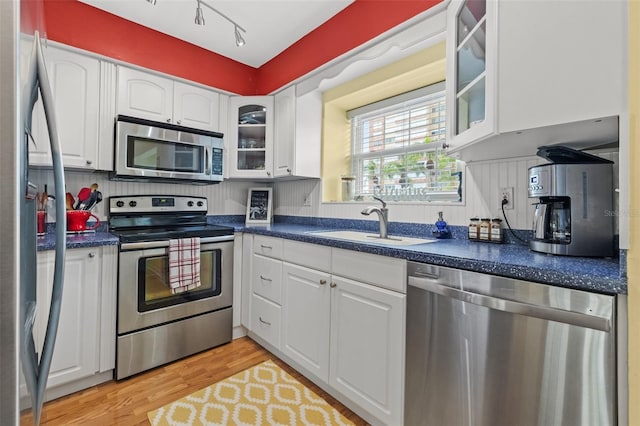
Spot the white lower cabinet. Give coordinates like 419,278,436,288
329,275,405,426
282,263,331,382
23,246,117,405
249,236,406,426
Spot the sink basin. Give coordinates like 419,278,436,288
309,230,437,246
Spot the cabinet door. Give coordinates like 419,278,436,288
35,248,100,389
282,263,331,382
274,86,295,177
173,81,220,131
329,276,405,426
445,0,497,152
227,96,274,178
30,46,100,169
117,66,173,123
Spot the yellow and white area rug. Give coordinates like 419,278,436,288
147,359,355,426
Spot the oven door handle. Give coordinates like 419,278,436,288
120,235,234,250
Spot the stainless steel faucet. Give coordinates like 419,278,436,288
361,196,388,239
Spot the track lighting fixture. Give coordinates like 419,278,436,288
148,0,246,47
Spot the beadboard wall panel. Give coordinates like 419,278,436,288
31,170,257,222
32,149,618,232
274,150,619,231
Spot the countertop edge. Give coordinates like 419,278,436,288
234,224,627,295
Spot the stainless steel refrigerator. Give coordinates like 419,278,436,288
1,1,67,424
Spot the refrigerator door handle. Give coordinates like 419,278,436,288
19,34,41,423
32,31,67,425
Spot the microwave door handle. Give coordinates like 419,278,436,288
205,146,212,176
33,31,68,426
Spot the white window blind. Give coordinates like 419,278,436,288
349,82,462,202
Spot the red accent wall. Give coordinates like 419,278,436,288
40,0,442,95
42,0,258,95
256,0,443,94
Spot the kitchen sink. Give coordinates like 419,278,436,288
308,230,437,246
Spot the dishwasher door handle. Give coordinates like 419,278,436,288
408,276,611,332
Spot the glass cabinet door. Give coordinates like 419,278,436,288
455,0,486,135
228,96,273,178
237,104,267,171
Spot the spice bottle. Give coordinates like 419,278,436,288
469,217,480,240
490,218,503,242
479,218,491,241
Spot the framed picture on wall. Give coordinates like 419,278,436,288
245,187,273,226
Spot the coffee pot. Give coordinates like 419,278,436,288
528,146,614,257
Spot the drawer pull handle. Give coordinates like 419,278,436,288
320,279,327,285
260,275,272,282
259,316,271,326
260,245,272,250
330,282,337,288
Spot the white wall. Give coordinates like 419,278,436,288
275,149,620,231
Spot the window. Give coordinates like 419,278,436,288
349,82,462,202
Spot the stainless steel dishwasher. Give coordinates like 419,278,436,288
405,262,616,426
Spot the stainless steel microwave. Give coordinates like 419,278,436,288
113,115,224,183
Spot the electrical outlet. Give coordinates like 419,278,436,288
499,186,513,210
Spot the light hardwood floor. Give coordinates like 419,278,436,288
20,337,368,425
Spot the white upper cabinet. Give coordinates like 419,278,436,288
227,96,274,179
173,81,220,130
227,87,321,180
117,67,173,123
29,46,101,170
117,67,221,132
445,0,625,162
273,86,322,179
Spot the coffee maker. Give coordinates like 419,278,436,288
528,146,614,257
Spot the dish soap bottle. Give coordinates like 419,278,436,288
432,211,451,239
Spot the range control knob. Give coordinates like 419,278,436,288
116,201,124,208
129,201,137,207
187,201,194,207
197,201,204,207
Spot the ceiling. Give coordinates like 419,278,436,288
78,0,354,68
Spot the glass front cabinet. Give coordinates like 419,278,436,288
445,0,497,153
227,96,274,178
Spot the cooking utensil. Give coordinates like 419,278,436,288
80,184,101,210
83,191,99,211
66,192,75,210
75,187,91,210
88,191,103,212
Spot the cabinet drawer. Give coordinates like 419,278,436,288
253,235,283,259
251,294,281,349
252,254,282,304
332,248,407,293
283,239,331,272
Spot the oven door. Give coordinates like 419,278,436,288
117,236,233,335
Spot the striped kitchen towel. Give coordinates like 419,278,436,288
168,237,201,294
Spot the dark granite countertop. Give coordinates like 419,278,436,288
36,216,626,295
37,231,120,251
213,218,626,295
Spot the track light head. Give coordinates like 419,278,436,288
195,1,205,25
193,0,246,47
146,0,157,4
234,26,245,47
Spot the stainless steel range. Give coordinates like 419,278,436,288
109,195,235,380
